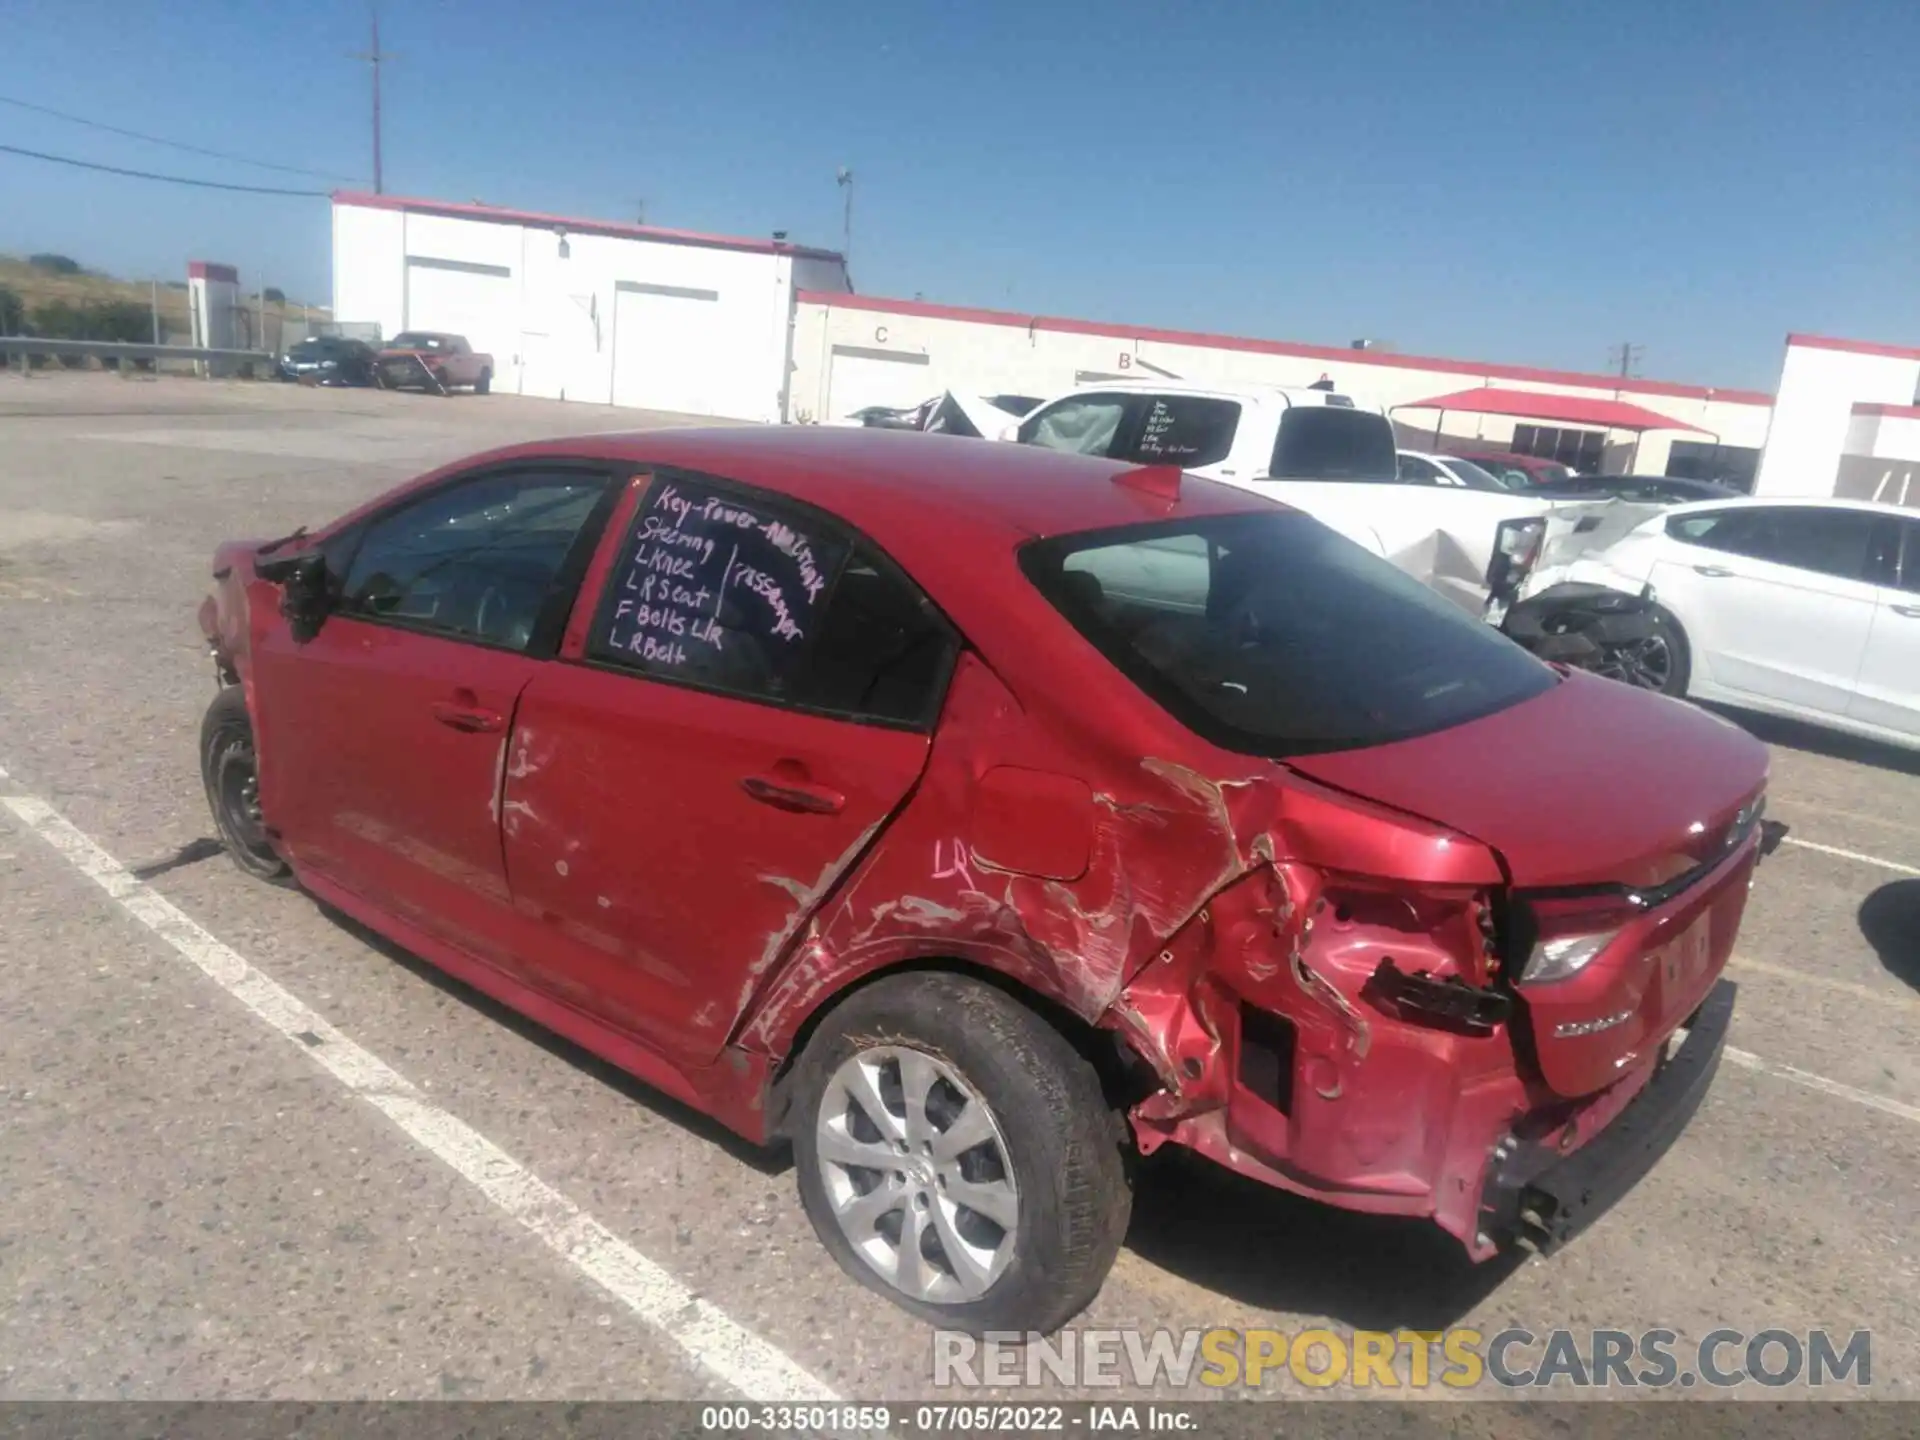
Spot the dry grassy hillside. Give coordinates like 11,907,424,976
0,255,328,338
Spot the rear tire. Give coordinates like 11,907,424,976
474,368,491,395
790,972,1131,1335
199,687,292,884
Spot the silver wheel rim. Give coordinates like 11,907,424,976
814,1045,1020,1304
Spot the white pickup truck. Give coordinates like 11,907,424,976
1004,380,1561,613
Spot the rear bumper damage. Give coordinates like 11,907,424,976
1479,979,1735,1253
1117,821,1772,1263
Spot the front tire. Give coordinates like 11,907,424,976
474,368,491,395
199,687,292,883
791,972,1130,1334
1598,605,1691,697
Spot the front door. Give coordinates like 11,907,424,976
500,472,954,1062
252,463,616,959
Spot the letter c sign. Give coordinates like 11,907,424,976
875,325,888,343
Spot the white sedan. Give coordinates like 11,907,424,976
1519,496,1920,748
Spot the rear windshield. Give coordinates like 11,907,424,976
1268,406,1399,480
390,332,450,351
1020,510,1556,755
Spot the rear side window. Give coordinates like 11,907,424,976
1022,511,1556,756
1127,396,1240,467
1667,506,1877,581
589,477,954,727
1018,395,1128,457
1269,407,1398,481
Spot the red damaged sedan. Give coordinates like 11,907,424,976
196,426,1775,1333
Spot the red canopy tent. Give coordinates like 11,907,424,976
1396,385,1711,471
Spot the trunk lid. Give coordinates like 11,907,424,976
1284,670,1769,1097
1284,668,1767,891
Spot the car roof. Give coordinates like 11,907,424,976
1049,378,1372,408
450,426,1277,548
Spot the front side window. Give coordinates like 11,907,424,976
1126,396,1240,467
1018,396,1129,458
1397,455,1441,483
1898,520,1920,595
1022,511,1557,755
338,469,609,651
588,476,954,726
1268,406,1398,481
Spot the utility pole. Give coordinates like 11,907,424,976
835,167,854,268
352,6,391,193
1608,341,1643,379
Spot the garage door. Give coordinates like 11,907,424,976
825,344,933,420
404,257,514,383
611,283,724,416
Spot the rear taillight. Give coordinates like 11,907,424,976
1520,929,1619,984
1513,891,1643,985
1486,516,1547,601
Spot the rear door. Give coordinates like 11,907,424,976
1849,515,1920,738
1650,506,1880,715
251,463,617,960
498,472,956,1063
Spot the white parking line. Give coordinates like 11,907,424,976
1730,953,1920,1011
1723,1047,1920,1126
0,789,837,1405
1780,834,1920,877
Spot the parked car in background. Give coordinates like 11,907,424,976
195,426,1774,1333
375,332,494,394
1445,449,1579,487
1006,380,1563,613
1397,449,1528,491
1505,496,1920,747
1529,473,1745,505
277,336,376,386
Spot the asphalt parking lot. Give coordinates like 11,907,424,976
1,374,1917,1408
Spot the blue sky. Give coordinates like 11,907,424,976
3,0,1916,391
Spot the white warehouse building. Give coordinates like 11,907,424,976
329,192,1920,507
331,191,850,422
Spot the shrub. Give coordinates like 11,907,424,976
27,253,82,274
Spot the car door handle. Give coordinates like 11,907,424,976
1693,565,1734,578
1893,604,1920,619
740,774,846,815
430,700,504,733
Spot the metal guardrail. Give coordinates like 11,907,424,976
0,336,275,367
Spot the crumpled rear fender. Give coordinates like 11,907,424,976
732,654,1512,1180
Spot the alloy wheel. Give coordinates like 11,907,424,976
813,1045,1020,1304
1598,634,1674,692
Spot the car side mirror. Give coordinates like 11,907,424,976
256,549,333,642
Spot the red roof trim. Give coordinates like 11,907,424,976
1401,385,1708,433
1852,402,1920,419
796,290,1775,406
333,191,845,264
188,261,238,283
1787,333,1920,362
